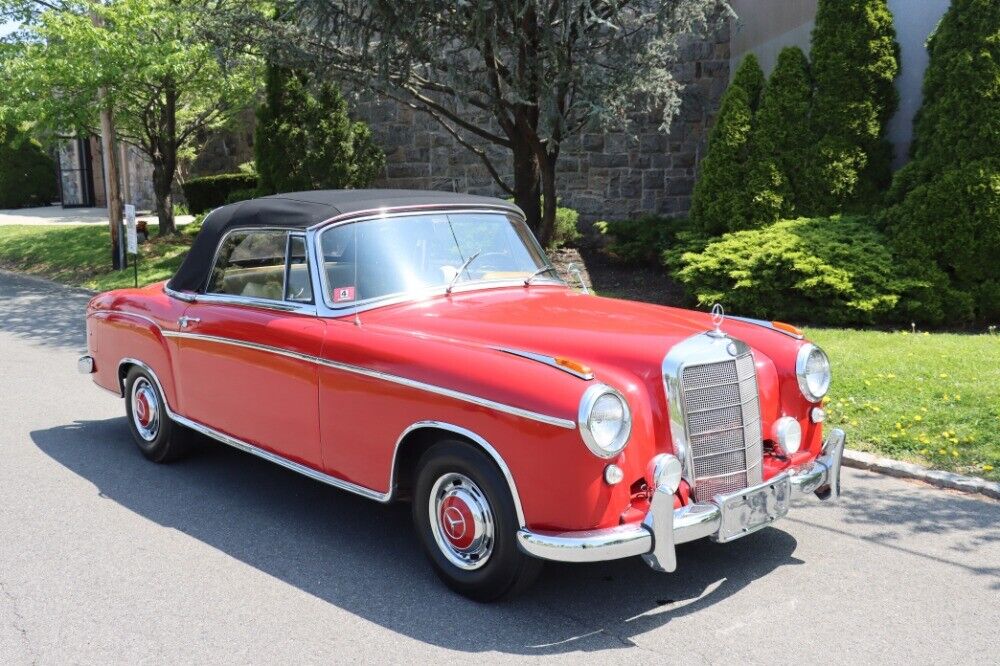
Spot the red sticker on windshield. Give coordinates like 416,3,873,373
333,286,356,302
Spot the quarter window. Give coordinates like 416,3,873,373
208,230,293,301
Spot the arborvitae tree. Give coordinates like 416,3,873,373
883,0,1000,322
0,124,58,209
690,55,764,235
255,64,384,195
731,53,766,112
810,0,899,213
746,47,815,225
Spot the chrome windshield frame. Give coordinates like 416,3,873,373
308,207,565,318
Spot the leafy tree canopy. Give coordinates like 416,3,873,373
0,0,261,233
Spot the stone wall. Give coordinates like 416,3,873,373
349,26,731,224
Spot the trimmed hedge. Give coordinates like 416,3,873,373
674,216,936,326
181,173,258,214
0,125,58,209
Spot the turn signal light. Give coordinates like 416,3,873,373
555,356,593,377
771,321,804,338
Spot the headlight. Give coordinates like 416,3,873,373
578,384,631,458
796,344,831,402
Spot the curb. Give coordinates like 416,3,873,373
844,449,1000,500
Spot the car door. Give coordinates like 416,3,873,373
172,229,326,470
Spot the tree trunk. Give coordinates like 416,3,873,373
511,136,541,237
152,159,174,235
537,148,559,248
153,78,178,236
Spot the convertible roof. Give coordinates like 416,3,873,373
166,189,520,293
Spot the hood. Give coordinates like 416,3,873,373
360,286,726,380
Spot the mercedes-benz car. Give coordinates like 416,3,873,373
80,190,844,600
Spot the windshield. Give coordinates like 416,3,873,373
318,212,558,308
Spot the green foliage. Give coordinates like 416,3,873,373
730,53,765,111
181,173,258,214
689,65,757,235
223,188,259,205
746,47,814,223
904,0,1000,178
674,216,940,326
883,0,1000,324
548,204,582,249
882,159,1000,322
0,124,57,208
597,214,695,266
1,0,261,231
255,64,384,194
809,0,900,212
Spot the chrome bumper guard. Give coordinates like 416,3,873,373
516,428,846,571
78,355,95,374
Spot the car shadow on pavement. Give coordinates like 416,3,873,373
0,270,93,351
33,417,803,655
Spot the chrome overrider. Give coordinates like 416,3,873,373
516,428,846,571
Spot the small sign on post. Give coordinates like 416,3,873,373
124,204,138,288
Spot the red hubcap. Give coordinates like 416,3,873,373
136,393,151,426
439,495,475,550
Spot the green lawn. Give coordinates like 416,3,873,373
0,223,996,480
0,222,198,292
808,328,999,482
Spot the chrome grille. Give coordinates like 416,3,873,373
682,351,763,501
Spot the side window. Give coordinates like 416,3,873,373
285,235,313,303
208,230,288,301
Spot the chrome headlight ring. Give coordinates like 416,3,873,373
578,383,632,458
796,343,831,403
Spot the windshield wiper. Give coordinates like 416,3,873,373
445,250,483,294
524,265,559,286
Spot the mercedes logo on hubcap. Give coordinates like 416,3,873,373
442,506,467,541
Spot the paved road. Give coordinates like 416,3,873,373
0,205,194,226
0,269,997,664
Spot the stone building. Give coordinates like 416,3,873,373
351,25,732,224
349,2,951,223
56,135,155,211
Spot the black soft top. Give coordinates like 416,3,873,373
166,189,520,293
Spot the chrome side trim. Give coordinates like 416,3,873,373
162,330,576,429
89,309,163,329
729,315,804,339
496,347,595,380
116,357,391,502
393,421,526,527
192,293,317,315
164,285,197,302
172,412,388,501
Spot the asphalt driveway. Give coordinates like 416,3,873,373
0,269,997,664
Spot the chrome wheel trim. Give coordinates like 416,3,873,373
428,472,495,571
130,377,160,442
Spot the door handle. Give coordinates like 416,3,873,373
178,316,201,329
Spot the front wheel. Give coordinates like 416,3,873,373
413,440,541,601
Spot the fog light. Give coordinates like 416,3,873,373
811,407,826,423
604,464,624,485
772,417,802,455
648,454,682,494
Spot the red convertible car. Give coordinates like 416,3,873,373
80,190,844,600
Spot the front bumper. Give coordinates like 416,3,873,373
516,428,845,571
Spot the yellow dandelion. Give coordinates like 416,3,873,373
984,465,994,472
938,448,947,455
939,373,949,379
923,332,930,336
864,380,872,387
895,423,903,430
887,373,896,379
921,407,928,412
850,420,859,426
890,433,899,439
952,450,959,457
955,395,961,401
914,415,923,422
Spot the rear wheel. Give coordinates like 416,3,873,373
124,366,190,463
413,440,541,601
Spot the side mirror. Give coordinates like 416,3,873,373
566,263,590,295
